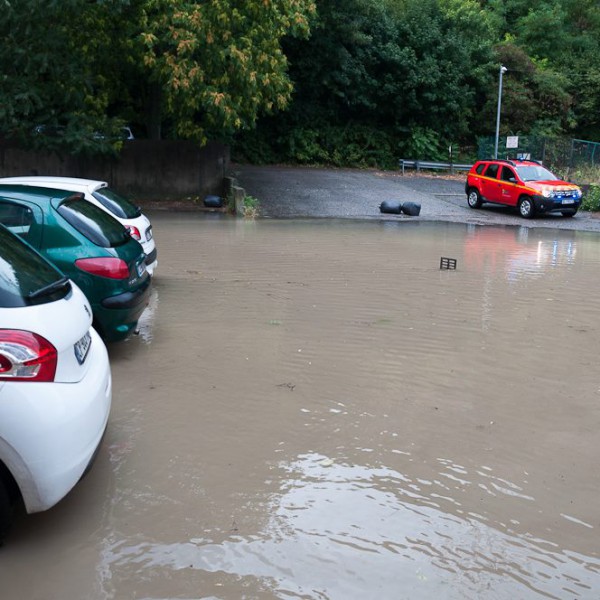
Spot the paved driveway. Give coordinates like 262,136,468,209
235,164,600,232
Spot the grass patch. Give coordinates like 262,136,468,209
243,195,260,218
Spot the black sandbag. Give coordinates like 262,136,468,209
379,200,402,214
204,195,223,208
401,202,421,216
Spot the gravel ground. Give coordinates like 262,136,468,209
234,163,600,233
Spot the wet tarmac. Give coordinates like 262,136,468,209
2,214,600,599
235,164,600,233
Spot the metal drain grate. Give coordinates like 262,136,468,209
440,257,457,270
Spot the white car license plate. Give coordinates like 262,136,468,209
74,331,92,365
136,262,146,277
562,199,575,204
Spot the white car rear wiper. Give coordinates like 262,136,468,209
27,276,70,299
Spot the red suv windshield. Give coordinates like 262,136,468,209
515,165,558,182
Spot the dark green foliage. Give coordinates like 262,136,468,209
485,0,600,139
236,0,600,167
0,0,316,154
235,120,398,168
235,0,497,167
1,0,600,163
582,184,600,212
0,0,129,155
474,43,573,138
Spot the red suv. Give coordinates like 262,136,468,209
465,159,582,218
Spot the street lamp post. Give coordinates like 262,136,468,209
494,65,507,159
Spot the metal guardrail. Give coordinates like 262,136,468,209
399,159,472,175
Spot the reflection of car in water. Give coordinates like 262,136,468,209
464,226,577,279
134,286,159,344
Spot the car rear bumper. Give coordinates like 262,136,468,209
0,328,112,513
144,247,158,276
101,276,151,310
96,277,152,341
140,232,156,270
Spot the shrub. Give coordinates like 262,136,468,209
233,123,400,169
581,183,600,212
399,127,444,161
243,195,260,218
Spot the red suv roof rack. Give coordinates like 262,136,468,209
493,158,516,166
507,158,543,165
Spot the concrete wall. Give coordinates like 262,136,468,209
0,139,230,201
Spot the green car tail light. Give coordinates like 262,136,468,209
75,257,130,279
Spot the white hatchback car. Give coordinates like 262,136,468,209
0,224,112,540
0,176,157,276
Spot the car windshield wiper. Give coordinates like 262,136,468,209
27,276,70,299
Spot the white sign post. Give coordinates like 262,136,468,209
506,136,519,149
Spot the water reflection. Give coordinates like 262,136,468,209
105,452,600,599
133,285,159,344
464,226,577,280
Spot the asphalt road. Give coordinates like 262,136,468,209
234,164,600,233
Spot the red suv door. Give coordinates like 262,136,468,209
481,163,502,202
497,165,520,207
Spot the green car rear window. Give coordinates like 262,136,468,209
92,187,141,219
57,197,129,248
0,225,71,307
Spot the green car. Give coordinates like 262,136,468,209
0,184,151,342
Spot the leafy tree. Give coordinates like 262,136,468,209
391,0,496,140
484,0,600,138
0,0,316,152
3,0,600,162
235,0,497,165
475,43,572,137
0,0,125,154
119,0,316,142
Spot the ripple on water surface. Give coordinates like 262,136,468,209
95,219,600,599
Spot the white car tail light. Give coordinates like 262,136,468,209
0,330,57,382
127,226,141,241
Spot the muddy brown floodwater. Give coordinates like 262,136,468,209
2,213,600,599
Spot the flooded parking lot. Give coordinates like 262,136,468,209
3,213,600,599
